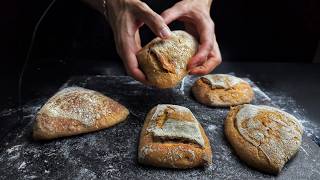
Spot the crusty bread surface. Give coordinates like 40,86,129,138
224,104,303,174
138,104,212,168
33,87,129,140
192,74,254,107
137,30,198,88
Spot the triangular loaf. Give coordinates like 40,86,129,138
33,87,129,140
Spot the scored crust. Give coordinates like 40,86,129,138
137,31,198,88
138,104,212,168
33,87,129,140
192,74,254,107
224,104,303,174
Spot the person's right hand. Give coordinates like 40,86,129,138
105,0,172,83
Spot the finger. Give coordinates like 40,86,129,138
117,26,148,83
188,19,214,70
134,2,171,39
187,42,212,70
189,53,220,75
189,41,222,75
122,50,148,84
161,1,187,24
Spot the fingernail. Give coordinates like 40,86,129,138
159,27,171,39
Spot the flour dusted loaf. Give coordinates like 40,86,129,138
33,87,129,140
138,104,212,168
192,74,254,107
137,30,198,88
224,104,303,174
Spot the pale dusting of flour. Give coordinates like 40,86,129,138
146,104,205,147
202,74,247,89
39,87,112,126
235,104,303,165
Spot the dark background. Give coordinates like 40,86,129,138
1,0,320,111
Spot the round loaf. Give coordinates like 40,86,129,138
224,104,303,174
192,74,254,107
33,87,129,140
137,30,198,88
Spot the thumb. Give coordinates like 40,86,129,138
135,2,171,39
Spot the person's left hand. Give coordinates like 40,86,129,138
161,0,222,75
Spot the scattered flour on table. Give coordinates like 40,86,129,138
208,125,218,133
18,162,26,170
265,91,320,143
6,144,23,154
75,168,97,180
0,74,319,179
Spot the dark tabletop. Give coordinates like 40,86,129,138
0,61,320,180
2,61,320,141
0,74,319,180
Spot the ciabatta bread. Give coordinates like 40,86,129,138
33,87,129,140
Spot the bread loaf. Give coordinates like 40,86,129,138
224,104,303,174
192,74,254,107
137,30,198,88
33,87,129,140
138,104,212,168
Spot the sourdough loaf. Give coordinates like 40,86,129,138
138,104,212,168
192,74,254,107
224,104,303,174
33,87,129,140
137,30,198,88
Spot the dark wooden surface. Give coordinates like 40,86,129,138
0,75,319,180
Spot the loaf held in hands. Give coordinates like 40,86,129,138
33,87,129,140
137,30,198,88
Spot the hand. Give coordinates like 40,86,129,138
105,0,171,83
161,0,222,75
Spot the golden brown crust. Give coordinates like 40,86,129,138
192,77,254,107
224,105,303,174
137,31,198,89
138,105,212,168
224,106,274,173
33,87,129,140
